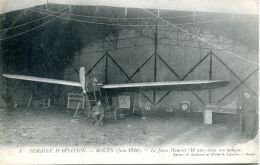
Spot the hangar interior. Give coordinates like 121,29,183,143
0,0,258,146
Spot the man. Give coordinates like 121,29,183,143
91,100,105,126
238,91,258,139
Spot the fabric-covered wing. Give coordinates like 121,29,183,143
2,74,81,87
101,80,229,93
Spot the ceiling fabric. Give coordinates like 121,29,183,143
0,0,258,15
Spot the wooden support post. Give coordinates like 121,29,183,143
209,51,213,103
153,24,158,106
154,24,158,82
133,94,137,115
105,52,108,84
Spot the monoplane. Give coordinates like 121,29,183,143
3,67,229,117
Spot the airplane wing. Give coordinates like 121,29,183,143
101,80,229,93
2,74,228,93
2,74,81,87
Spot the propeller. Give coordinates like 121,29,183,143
79,67,86,94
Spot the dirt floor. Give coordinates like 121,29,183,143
0,107,251,146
